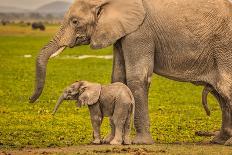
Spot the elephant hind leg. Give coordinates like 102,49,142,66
210,74,232,145
102,118,115,144
210,89,230,144
123,111,132,145
110,103,130,145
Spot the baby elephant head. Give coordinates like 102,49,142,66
52,81,101,115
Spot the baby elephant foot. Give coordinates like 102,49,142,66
92,139,101,145
110,138,123,145
103,134,114,144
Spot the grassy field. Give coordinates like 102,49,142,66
0,24,230,153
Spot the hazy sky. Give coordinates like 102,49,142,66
0,0,74,9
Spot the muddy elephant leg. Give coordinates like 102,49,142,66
211,82,232,145
111,41,126,84
122,38,154,144
103,117,115,144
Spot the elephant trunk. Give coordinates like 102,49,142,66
52,94,65,115
29,36,66,103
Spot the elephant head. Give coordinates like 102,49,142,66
52,81,101,115
29,0,145,103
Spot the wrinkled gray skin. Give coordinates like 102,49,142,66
30,0,232,145
53,81,134,145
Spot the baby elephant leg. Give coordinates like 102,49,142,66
110,103,130,145
89,106,103,144
90,116,102,144
103,117,115,144
123,111,132,145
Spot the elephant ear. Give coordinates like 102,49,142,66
90,0,145,49
78,82,101,105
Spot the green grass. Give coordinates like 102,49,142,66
0,24,221,149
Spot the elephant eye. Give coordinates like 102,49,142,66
71,18,79,25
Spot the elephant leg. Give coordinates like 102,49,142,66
103,117,115,144
89,106,103,144
110,124,124,145
126,75,154,144
122,39,154,144
110,103,129,145
111,41,126,83
210,78,232,145
90,118,102,144
123,111,131,145
210,89,230,144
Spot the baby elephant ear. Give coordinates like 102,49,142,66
78,82,101,106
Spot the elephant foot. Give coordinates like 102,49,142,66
102,134,114,144
211,133,228,145
110,138,123,145
92,139,101,145
132,133,154,145
123,137,131,145
225,137,232,146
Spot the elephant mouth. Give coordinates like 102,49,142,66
50,37,90,58
66,93,79,100
70,37,90,48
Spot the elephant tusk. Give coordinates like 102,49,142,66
50,46,66,58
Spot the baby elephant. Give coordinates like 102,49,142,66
53,81,134,145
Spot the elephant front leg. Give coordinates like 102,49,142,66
111,42,126,84
90,117,102,144
123,46,154,144
89,106,103,144
127,78,154,144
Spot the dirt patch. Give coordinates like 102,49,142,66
1,143,232,155
0,146,165,155
92,147,165,154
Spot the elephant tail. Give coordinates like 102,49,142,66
202,85,213,116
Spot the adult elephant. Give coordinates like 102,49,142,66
32,22,46,31
30,0,232,145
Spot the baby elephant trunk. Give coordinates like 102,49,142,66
52,95,65,115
